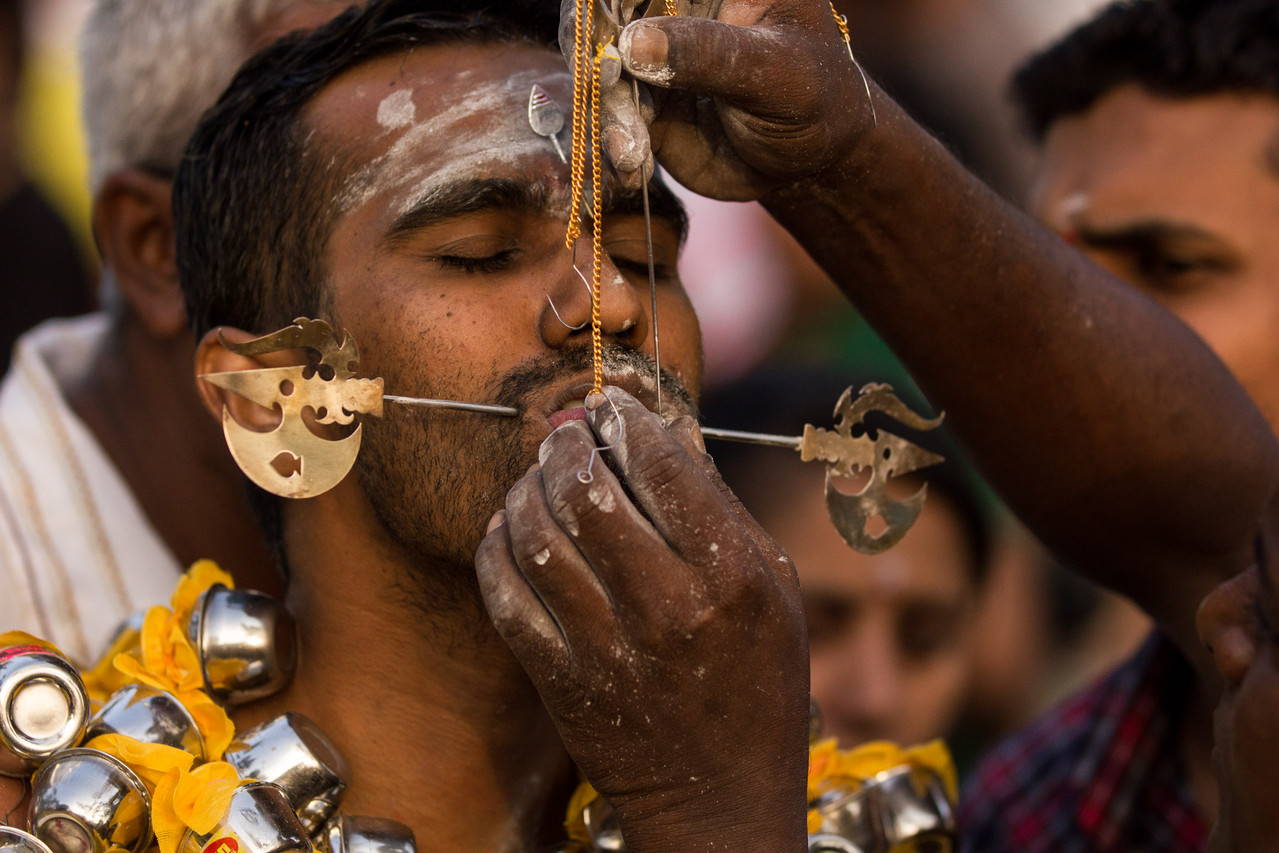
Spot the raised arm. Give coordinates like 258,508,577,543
614,0,1279,655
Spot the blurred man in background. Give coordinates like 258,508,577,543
0,0,94,376
962,1,1279,849
0,0,347,664
705,369,992,751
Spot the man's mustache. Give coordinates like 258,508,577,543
493,343,698,419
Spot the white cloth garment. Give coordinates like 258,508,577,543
0,315,180,665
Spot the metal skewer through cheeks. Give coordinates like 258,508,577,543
382,396,518,417
201,319,944,554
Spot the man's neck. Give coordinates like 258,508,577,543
239,492,574,853
64,307,280,593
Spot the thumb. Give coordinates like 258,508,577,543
619,14,829,108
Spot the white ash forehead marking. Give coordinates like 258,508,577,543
337,69,567,214
376,88,416,131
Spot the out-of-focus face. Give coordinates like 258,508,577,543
1035,83,1279,853
1196,526,1279,853
1032,84,1279,431
304,43,700,570
769,467,978,747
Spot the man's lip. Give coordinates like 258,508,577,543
541,372,658,424
546,406,588,429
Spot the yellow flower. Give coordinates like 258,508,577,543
86,732,247,853
807,738,956,803
171,561,234,625
563,779,600,846
107,563,237,760
85,734,194,793
83,621,143,702
177,689,235,762
152,762,244,853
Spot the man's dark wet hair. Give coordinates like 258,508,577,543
1013,0,1279,142
174,0,561,340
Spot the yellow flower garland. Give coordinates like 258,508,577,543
61,563,246,853
564,737,957,846
13,562,958,853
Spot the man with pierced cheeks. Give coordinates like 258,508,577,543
177,3,807,852
165,2,1279,853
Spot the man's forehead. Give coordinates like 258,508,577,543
1041,86,1279,181
303,42,573,213
1035,84,1279,226
306,44,568,145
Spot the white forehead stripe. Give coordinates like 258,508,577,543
338,70,566,215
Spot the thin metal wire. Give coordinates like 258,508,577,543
546,293,590,331
830,2,877,128
383,395,520,417
634,76,663,421
700,426,802,450
2,778,27,825
577,391,625,483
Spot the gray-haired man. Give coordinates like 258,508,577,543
0,1,348,663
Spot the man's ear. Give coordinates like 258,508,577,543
93,169,187,338
195,327,283,431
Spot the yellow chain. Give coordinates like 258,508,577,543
567,0,682,393
830,1,856,57
566,0,590,248
589,46,605,394
830,1,851,45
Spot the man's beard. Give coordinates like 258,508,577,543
355,343,697,615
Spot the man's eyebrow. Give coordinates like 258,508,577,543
604,181,690,246
382,178,553,243
382,174,690,246
1074,219,1223,248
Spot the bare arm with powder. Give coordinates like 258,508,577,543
599,0,1279,662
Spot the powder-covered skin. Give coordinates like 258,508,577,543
338,69,573,216
376,88,417,131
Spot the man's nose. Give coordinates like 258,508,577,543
829,630,903,736
539,237,647,349
1195,568,1260,688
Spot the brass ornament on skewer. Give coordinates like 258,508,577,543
199,319,520,501
804,384,944,554
702,383,945,554
200,319,383,500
